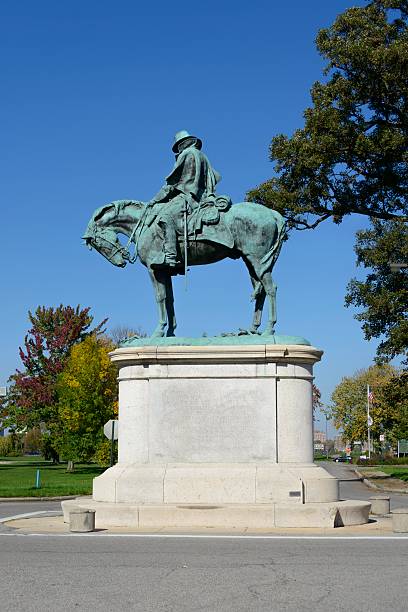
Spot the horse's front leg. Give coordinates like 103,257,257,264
149,269,169,337
164,274,177,337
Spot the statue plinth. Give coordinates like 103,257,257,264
109,343,321,467
62,342,370,529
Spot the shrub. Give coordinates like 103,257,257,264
357,454,408,466
0,435,14,456
23,428,42,454
93,439,117,467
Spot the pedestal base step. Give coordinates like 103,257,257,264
62,498,370,530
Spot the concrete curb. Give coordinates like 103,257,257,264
2,513,402,538
0,495,81,502
353,469,408,495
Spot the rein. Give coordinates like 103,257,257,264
123,204,151,263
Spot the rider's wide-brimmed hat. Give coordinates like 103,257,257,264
172,130,202,153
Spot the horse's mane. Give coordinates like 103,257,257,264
92,199,145,223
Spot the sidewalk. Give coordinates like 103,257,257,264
2,513,404,537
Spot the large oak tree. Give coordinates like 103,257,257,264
248,1,407,364
248,0,407,230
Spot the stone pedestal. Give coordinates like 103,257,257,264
62,343,370,529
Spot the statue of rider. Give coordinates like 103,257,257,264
147,130,221,270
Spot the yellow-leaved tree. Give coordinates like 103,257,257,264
330,364,398,448
54,335,118,466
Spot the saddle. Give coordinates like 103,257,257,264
185,195,234,249
146,195,235,250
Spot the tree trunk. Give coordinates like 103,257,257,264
66,460,75,472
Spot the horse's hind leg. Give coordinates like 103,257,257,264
250,280,266,333
244,259,266,333
260,271,277,336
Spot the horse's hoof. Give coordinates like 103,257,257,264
151,330,165,338
261,328,275,337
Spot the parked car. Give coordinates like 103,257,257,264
332,455,351,463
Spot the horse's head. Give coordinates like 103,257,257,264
83,202,132,268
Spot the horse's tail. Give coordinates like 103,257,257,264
259,210,287,277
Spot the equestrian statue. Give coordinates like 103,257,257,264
83,130,287,338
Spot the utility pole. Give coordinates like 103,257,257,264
367,384,373,459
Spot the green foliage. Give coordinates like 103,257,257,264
357,455,408,465
330,363,397,443
346,220,408,363
1,305,106,454
376,370,408,442
248,0,408,230
40,433,59,463
0,436,16,457
54,335,118,463
2,305,107,462
379,466,408,479
93,439,118,467
23,428,42,454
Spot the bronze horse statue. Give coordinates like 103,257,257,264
83,200,286,338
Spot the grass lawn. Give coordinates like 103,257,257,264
0,455,44,462
0,457,105,497
377,466,408,482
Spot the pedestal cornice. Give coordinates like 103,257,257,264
110,343,323,366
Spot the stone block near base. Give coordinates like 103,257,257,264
392,508,408,533
69,509,95,532
61,498,371,530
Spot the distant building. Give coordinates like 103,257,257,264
334,435,346,452
314,430,326,443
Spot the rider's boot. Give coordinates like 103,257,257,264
151,219,182,272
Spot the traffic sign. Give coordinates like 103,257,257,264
398,439,408,454
104,420,118,440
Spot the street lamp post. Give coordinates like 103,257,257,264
325,415,329,459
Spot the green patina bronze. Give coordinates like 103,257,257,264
120,334,310,348
84,130,290,340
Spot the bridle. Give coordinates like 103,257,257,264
87,224,131,264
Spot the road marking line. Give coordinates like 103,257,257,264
0,532,407,540
0,511,60,523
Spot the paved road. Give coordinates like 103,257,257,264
0,534,407,611
0,500,62,521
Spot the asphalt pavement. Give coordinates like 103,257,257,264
0,534,407,611
0,500,62,521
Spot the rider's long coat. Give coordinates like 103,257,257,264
165,145,221,202
147,146,233,247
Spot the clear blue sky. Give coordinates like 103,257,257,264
1,0,379,434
